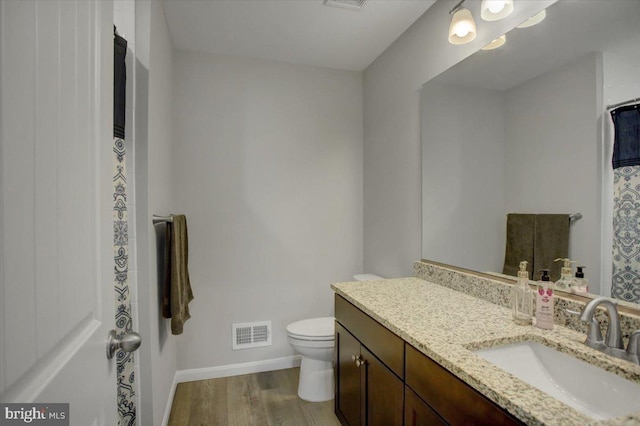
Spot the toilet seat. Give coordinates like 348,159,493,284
286,317,334,341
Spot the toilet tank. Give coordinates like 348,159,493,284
353,273,385,281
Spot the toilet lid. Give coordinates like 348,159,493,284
287,317,334,339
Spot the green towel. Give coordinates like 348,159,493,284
162,214,194,335
534,214,569,282
503,214,535,279
502,213,570,281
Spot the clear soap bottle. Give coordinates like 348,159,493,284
554,258,575,291
572,266,589,295
512,261,533,325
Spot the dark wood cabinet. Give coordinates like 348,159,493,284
404,386,446,426
405,345,523,426
362,345,403,426
335,322,364,426
334,294,523,426
335,296,404,426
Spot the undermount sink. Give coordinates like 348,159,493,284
474,341,640,420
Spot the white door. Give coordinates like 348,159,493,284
1,1,119,425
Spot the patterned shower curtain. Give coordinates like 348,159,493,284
611,104,640,303
114,31,136,425
113,137,136,425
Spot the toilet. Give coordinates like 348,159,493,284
287,273,384,402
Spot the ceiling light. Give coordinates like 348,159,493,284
448,6,477,45
481,34,506,50
517,9,546,28
480,0,514,21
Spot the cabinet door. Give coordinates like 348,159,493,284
404,386,446,426
362,346,404,426
336,322,362,426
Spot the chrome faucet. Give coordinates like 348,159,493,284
579,297,639,365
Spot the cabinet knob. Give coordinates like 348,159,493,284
353,354,366,367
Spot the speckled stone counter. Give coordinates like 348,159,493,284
331,277,640,425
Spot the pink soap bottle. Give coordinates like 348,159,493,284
535,269,554,330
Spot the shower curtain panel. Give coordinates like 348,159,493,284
114,31,136,426
611,104,640,303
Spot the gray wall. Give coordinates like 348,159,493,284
420,53,601,283
171,51,363,370
135,1,178,425
504,52,600,289
421,83,506,272
363,0,555,278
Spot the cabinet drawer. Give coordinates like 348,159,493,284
335,295,404,379
405,344,522,426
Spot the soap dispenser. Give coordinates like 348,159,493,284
572,266,589,295
535,269,554,330
554,258,575,291
512,261,533,325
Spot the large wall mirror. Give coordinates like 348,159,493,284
421,0,640,303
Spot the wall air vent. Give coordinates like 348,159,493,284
232,321,272,350
323,0,368,11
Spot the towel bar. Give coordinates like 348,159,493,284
569,213,582,222
153,214,173,224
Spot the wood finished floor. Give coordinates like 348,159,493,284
167,367,342,426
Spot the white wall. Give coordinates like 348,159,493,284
134,1,177,425
504,52,601,289
363,0,555,277
171,51,363,369
421,83,506,272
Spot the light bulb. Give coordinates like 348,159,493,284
488,1,505,14
454,23,471,37
448,8,477,45
480,0,514,21
481,34,506,50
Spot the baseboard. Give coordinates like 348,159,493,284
161,373,179,426
162,355,302,425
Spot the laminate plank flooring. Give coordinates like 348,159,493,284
168,367,342,426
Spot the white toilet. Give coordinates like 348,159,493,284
287,273,384,402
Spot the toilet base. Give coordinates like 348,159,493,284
297,357,334,402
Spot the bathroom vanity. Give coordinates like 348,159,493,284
334,294,519,425
332,263,640,425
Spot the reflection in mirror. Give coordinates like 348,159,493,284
420,0,640,303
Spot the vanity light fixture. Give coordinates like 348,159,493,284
480,0,514,21
448,0,477,45
481,34,506,50
517,9,546,28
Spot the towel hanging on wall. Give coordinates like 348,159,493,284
114,29,127,139
611,104,640,169
161,214,194,335
502,213,570,281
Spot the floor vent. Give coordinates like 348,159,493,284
323,0,368,11
232,321,272,350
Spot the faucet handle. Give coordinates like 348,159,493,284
627,330,640,356
584,317,604,346
566,307,604,345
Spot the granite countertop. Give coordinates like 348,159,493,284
331,277,640,426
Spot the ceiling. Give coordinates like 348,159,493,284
161,0,436,72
